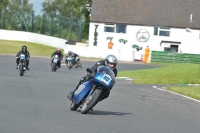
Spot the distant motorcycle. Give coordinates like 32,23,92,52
69,66,115,114
18,54,27,76
66,56,74,70
74,56,82,68
52,55,60,72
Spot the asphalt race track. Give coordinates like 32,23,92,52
1,55,200,133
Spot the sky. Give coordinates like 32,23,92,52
29,0,44,15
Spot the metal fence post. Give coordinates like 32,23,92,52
51,13,53,36
1,9,4,29
32,11,34,32
42,13,45,34
78,19,82,42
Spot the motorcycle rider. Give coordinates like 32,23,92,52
67,54,118,101
51,48,63,68
65,50,73,65
72,52,80,65
16,45,30,70
65,50,79,66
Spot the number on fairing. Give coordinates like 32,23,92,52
101,74,111,85
53,58,58,63
68,57,72,62
20,54,25,59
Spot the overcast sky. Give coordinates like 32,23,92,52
29,0,44,15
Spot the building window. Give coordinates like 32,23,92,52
104,24,127,33
154,27,170,37
116,24,126,33
104,24,115,33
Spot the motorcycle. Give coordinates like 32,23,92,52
66,56,74,70
52,55,60,72
74,56,82,68
18,54,27,76
69,66,115,114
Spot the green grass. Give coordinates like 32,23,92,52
0,39,64,57
166,86,200,100
118,63,200,84
118,62,200,100
0,39,103,60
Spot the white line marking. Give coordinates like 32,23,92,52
116,77,131,79
153,86,200,103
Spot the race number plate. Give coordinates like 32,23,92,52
20,54,25,59
53,58,58,63
101,74,111,85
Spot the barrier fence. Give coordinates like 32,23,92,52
0,11,82,42
151,51,200,64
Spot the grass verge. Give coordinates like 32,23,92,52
118,63,200,100
166,86,200,100
0,40,64,57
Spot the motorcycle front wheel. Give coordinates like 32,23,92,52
52,63,57,72
19,64,24,76
70,102,79,111
81,89,101,114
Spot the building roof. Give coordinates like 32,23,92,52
90,0,200,29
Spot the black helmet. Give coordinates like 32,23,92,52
105,54,118,70
22,45,27,53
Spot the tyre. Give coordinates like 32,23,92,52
19,64,24,76
68,63,72,70
77,61,82,68
70,102,79,111
81,89,101,114
52,63,56,72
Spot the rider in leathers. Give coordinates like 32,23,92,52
65,50,80,66
51,48,63,68
16,45,30,70
67,54,118,102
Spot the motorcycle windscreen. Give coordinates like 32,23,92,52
67,57,72,62
53,58,58,63
20,54,25,60
73,80,94,104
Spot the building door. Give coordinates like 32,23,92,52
161,41,181,53
170,45,178,52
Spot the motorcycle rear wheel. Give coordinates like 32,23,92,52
81,89,101,114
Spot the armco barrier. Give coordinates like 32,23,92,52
0,29,67,49
151,51,200,64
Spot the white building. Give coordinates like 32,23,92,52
88,0,200,60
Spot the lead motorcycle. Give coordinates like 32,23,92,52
18,54,27,76
69,66,115,114
52,55,60,72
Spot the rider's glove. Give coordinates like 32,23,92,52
86,68,92,73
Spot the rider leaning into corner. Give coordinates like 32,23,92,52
16,45,30,70
67,54,118,102
51,48,63,68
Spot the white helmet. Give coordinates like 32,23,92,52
105,54,118,70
